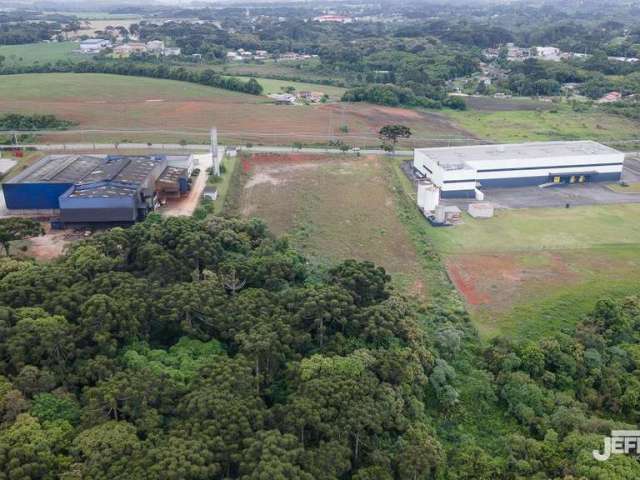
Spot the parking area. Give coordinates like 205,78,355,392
441,156,640,209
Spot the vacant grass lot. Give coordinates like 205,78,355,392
234,153,428,298
427,205,640,339
447,107,640,143
0,42,82,66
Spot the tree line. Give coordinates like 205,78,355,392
0,114,75,131
0,61,264,96
342,84,467,110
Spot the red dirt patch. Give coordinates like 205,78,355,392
444,252,579,312
446,261,490,305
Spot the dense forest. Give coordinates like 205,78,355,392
0,12,78,45
0,214,639,478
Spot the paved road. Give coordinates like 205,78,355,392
4,143,413,156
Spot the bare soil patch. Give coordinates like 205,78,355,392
445,252,577,312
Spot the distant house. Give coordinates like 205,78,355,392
268,93,296,105
127,42,147,54
226,51,243,61
535,46,563,61
608,56,640,63
146,40,165,54
163,47,181,56
112,44,133,58
112,42,147,58
313,15,354,23
298,91,325,103
506,43,531,61
278,52,312,61
79,39,111,54
598,91,622,103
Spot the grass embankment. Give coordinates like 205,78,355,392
232,153,431,298
211,155,238,215
447,106,640,144
386,158,458,300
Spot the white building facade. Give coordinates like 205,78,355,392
413,141,624,198
79,39,112,54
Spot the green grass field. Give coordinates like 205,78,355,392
0,42,82,66
447,107,640,143
427,204,640,253
431,207,640,339
0,73,245,101
225,76,346,99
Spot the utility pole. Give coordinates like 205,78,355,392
211,127,220,176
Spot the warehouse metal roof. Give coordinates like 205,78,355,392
66,181,139,199
8,154,165,186
9,155,104,184
416,141,622,168
157,166,187,185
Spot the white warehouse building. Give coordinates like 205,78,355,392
412,141,624,198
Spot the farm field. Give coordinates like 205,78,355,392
425,205,640,339
447,107,640,144
0,42,82,66
223,75,346,99
232,153,427,297
0,73,473,147
462,95,555,112
213,59,342,84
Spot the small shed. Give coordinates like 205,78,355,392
434,205,462,225
468,202,494,219
203,186,218,201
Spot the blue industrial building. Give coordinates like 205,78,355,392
3,154,193,222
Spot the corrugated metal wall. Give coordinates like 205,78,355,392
59,195,138,223
3,183,73,210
